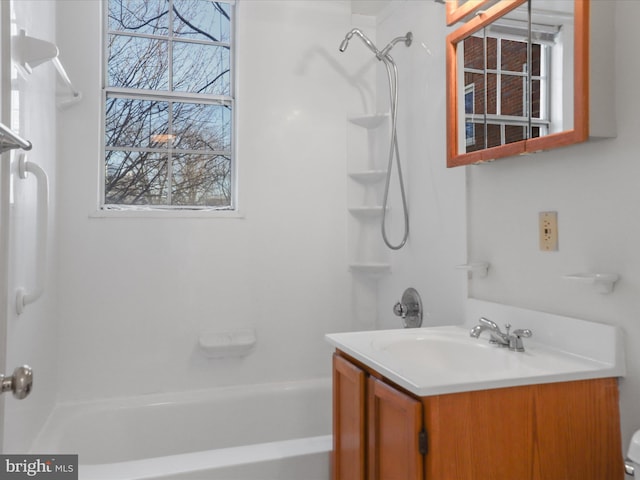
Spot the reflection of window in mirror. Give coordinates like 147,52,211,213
464,84,475,147
461,28,551,152
530,0,575,136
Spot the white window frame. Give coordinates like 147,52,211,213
99,0,238,216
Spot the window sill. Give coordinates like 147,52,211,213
90,207,244,219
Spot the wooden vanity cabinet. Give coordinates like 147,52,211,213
333,354,423,480
332,352,366,480
332,351,624,480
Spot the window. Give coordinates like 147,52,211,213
103,0,234,209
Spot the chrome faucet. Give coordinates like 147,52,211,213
470,317,510,346
470,317,532,352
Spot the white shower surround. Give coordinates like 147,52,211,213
3,0,470,457
53,0,357,402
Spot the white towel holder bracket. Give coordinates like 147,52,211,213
12,29,81,107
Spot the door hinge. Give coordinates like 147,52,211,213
419,429,428,455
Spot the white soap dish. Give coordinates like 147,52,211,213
562,273,620,294
198,328,257,358
455,262,490,278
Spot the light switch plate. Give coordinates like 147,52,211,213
539,211,558,251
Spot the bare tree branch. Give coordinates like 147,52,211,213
105,0,232,207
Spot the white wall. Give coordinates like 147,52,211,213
3,0,60,452
373,1,467,329
467,0,640,450
54,0,358,402
34,0,639,457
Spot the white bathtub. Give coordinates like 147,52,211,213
30,378,332,480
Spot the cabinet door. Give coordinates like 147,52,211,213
532,378,624,480
333,354,366,480
367,376,423,480
423,386,534,479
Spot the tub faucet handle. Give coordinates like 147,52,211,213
393,288,423,328
393,301,407,318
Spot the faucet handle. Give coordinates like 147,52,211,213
513,329,532,338
509,329,533,352
504,323,511,336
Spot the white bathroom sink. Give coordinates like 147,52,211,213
372,329,529,372
326,300,625,396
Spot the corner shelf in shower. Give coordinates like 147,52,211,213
349,263,391,277
346,113,391,284
348,170,387,184
348,206,384,219
347,113,388,129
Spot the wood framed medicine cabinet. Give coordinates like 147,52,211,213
445,0,613,168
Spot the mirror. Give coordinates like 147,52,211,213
446,0,588,167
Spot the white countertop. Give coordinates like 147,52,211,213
326,300,625,397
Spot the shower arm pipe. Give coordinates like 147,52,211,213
339,28,413,62
0,122,32,154
339,28,381,57
16,153,49,315
378,33,413,60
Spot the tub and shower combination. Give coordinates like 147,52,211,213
21,19,419,480
31,378,332,480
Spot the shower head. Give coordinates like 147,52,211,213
338,28,381,57
338,29,413,61
338,37,350,53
